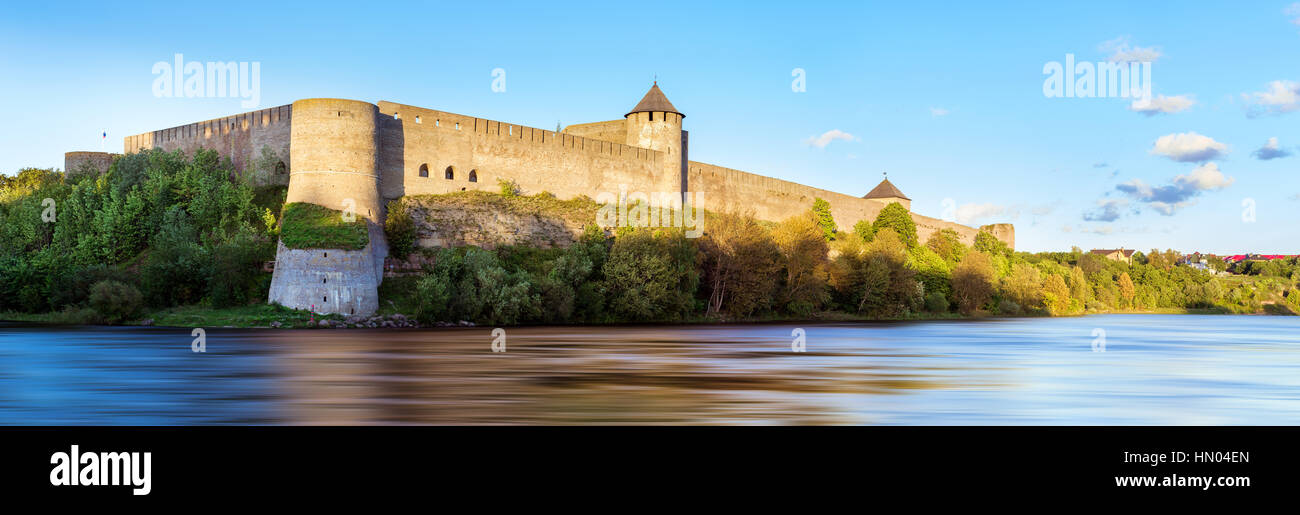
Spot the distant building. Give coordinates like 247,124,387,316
1224,254,1297,264
1090,248,1135,265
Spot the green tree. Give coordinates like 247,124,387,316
871,202,917,248
88,280,143,324
1001,263,1043,312
974,230,1010,257
772,211,830,315
1068,266,1090,304
384,199,417,260
1042,274,1071,315
925,228,967,264
698,211,781,317
952,251,995,314
851,219,875,243
1118,272,1136,308
811,197,837,241
602,228,698,321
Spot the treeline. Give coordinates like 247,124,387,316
0,149,282,323
391,195,1300,325
3,149,1297,326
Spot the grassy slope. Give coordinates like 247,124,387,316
279,202,369,250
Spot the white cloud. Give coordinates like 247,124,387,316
1287,3,1300,26
1252,137,1292,160
1129,94,1195,116
929,107,950,117
1150,132,1228,162
1099,36,1162,63
1083,198,1129,222
1244,80,1300,116
955,203,1014,224
804,129,857,149
1116,162,1234,215
1174,162,1234,191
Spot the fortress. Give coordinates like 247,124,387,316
66,83,1013,316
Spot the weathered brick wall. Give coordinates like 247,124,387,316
63,151,116,177
376,101,668,203
688,161,1011,247
267,242,380,316
122,104,292,182
562,119,626,145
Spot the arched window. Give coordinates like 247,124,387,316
418,164,428,177
468,170,478,183
275,161,286,175
445,166,454,180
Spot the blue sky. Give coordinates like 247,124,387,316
2,0,1298,253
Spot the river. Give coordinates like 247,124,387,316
1,314,1298,424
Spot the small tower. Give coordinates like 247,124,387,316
864,175,911,211
625,82,686,193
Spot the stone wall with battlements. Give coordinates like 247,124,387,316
688,161,1010,247
375,101,675,202
123,104,292,181
63,151,117,178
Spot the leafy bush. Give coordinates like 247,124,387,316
924,291,949,313
46,264,136,311
997,299,1021,315
88,280,143,323
209,229,275,308
414,247,538,325
602,228,699,321
279,202,369,250
498,178,520,197
141,207,211,307
384,199,417,259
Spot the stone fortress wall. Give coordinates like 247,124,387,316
373,101,671,202
63,151,118,178
266,99,389,316
688,161,1011,247
96,86,1013,314
122,104,293,177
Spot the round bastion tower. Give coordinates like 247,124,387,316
267,98,388,316
625,82,686,194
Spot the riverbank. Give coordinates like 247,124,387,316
0,303,1266,329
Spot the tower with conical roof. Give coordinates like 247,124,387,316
625,81,687,193
864,175,911,210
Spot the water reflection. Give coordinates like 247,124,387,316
1,315,1299,424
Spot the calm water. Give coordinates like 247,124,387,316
1,315,1298,425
